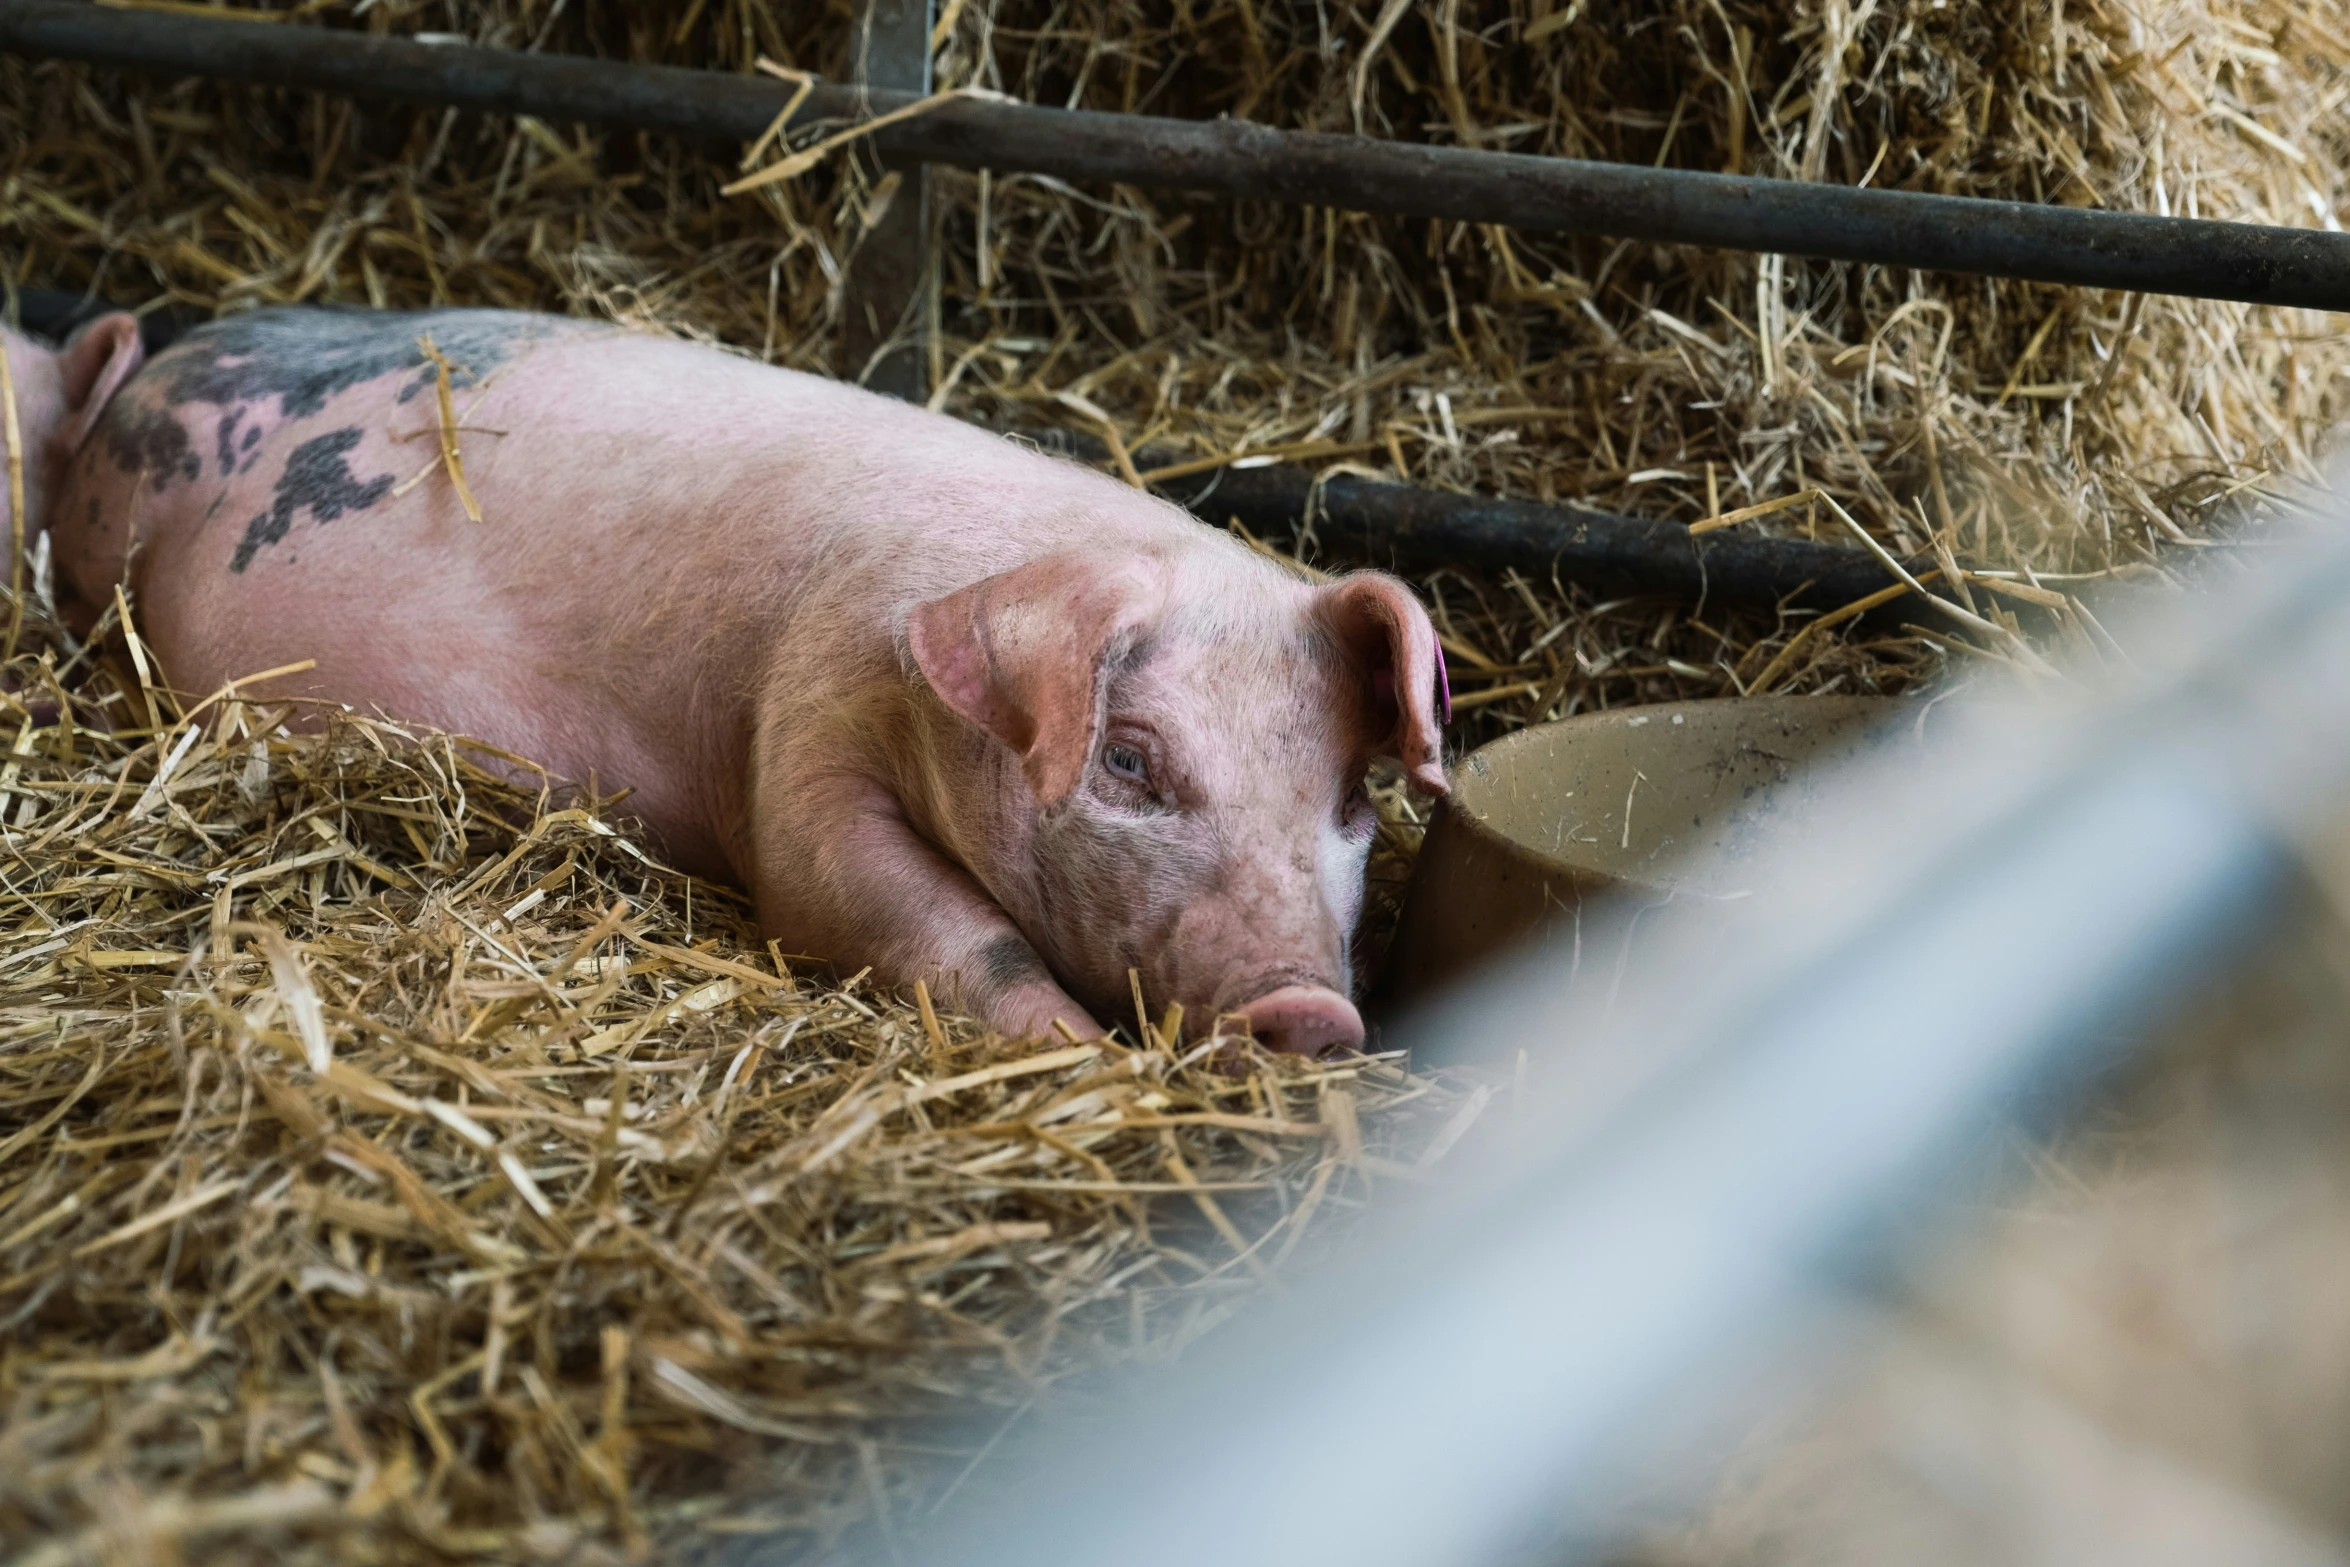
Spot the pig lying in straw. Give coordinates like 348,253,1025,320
5,307,1450,1055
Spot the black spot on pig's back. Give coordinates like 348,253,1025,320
231,427,395,574
101,401,200,490
99,305,570,496
145,306,564,421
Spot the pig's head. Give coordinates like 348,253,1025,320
0,315,145,548
908,544,1449,1056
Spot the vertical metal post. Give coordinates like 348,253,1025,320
843,0,933,400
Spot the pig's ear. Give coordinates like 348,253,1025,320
1318,572,1450,796
53,314,145,458
908,552,1169,809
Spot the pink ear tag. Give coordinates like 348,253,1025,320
1432,629,1453,725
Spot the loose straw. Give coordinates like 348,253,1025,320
1688,487,1821,536
1818,493,2060,677
1054,389,1145,487
416,334,484,523
739,59,818,172
722,87,1003,197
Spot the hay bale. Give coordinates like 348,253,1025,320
3,0,2347,1558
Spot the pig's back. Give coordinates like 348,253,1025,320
63,307,1203,869
110,308,1195,644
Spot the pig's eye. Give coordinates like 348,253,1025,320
1342,782,1377,836
1103,743,1151,784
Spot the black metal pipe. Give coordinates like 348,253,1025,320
1040,426,1926,610
5,0,2350,311
1154,460,1908,608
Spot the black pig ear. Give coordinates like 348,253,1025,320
1316,572,1449,796
54,314,145,459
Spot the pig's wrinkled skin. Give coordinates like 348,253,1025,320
15,306,1451,1055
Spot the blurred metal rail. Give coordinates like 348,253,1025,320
5,0,2350,310
868,503,2350,1567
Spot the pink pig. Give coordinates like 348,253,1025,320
16,307,1449,1054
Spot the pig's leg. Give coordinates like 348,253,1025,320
756,776,1103,1041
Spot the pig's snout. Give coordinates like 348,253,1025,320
1239,985,1364,1057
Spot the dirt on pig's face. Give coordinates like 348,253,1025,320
912,548,1449,1055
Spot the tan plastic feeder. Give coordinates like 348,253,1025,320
1379,695,1900,1010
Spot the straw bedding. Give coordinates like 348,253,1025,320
1,0,2346,1559
0,615,1465,1564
